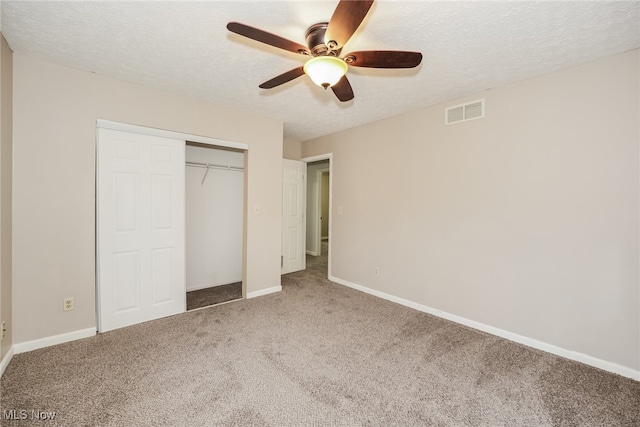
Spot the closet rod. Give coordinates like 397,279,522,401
185,161,244,172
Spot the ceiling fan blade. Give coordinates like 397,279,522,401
227,22,310,55
325,0,374,50
331,76,354,102
259,67,305,89
344,50,423,68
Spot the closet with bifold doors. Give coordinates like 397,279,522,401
185,142,244,311
96,121,247,333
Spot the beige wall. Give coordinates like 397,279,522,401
13,55,283,344
0,34,12,359
302,50,639,372
283,138,301,160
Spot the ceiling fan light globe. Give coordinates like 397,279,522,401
303,56,348,89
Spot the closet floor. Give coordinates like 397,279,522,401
187,282,242,311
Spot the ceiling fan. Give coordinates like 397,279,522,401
227,0,422,102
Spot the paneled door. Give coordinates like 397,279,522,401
97,128,185,332
282,159,306,274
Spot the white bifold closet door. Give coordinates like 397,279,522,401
97,128,186,332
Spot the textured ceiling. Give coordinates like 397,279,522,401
2,1,638,142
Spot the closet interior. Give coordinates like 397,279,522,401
185,142,244,310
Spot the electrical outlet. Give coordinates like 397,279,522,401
374,267,380,276
64,297,75,312
1,321,5,340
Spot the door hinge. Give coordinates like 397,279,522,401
281,256,283,267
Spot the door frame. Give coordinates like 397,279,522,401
96,119,249,331
301,153,333,279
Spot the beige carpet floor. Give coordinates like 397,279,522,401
1,245,639,426
187,282,243,311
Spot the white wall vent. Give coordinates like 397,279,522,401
445,99,485,125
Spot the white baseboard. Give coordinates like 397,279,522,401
13,327,97,354
306,250,319,256
329,275,640,382
247,285,282,299
0,346,14,377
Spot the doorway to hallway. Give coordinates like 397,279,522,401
303,155,332,278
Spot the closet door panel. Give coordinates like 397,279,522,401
98,128,185,332
113,251,141,312
151,247,174,305
113,173,138,232
151,174,174,230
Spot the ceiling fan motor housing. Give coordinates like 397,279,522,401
305,23,340,57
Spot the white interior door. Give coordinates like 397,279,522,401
97,128,186,332
282,159,306,274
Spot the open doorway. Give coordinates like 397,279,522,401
320,171,330,249
303,155,332,278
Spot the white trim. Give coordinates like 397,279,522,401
0,346,14,377
329,275,640,382
246,285,282,299
306,250,320,256
301,154,332,163
96,119,248,150
13,328,97,354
